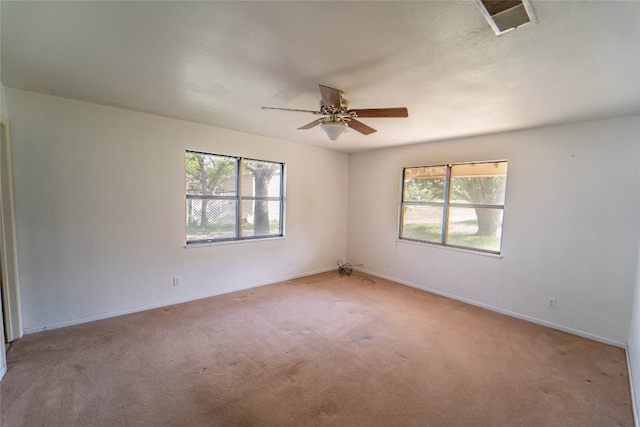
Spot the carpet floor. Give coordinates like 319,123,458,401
0,272,634,426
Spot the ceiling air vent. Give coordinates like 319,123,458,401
475,0,536,35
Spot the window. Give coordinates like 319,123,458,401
400,161,507,254
185,151,284,244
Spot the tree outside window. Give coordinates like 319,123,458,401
400,161,507,253
185,151,284,244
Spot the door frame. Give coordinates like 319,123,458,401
0,118,23,342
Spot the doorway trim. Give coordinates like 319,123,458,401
0,118,23,342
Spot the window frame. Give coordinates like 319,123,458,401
185,150,285,245
399,160,507,255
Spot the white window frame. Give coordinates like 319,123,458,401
399,160,507,255
185,150,285,245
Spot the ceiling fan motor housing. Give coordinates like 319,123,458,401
320,95,352,119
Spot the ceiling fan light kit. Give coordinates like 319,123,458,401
319,120,349,141
262,84,409,141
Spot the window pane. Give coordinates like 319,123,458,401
186,198,238,241
400,205,443,243
403,166,447,203
186,152,237,196
450,162,507,205
242,201,282,237
241,160,282,197
446,207,503,252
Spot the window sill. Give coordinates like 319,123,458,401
396,239,503,258
185,235,286,248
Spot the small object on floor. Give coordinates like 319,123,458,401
337,260,375,284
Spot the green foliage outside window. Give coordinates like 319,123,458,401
401,161,507,253
185,151,283,243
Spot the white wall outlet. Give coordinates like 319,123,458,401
548,298,557,309
173,277,180,287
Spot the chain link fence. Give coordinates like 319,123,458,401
187,196,236,226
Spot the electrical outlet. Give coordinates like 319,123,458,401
173,277,180,287
548,298,557,309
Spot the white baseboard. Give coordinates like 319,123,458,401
23,266,336,335
0,364,5,382
24,265,623,348
360,268,625,348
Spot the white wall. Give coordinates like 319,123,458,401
5,88,349,332
5,86,640,350
626,135,640,424
348,116,640,346
627,248,640,425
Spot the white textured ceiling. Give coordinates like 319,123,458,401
1,1,639,153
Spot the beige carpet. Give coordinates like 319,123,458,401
0,272,633,426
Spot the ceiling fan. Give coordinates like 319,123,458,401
262,84,409,141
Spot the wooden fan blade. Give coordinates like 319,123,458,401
298,119,323,130
262,107,319,114
347,118,377,135
350,107,409,118
318,85,342,108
